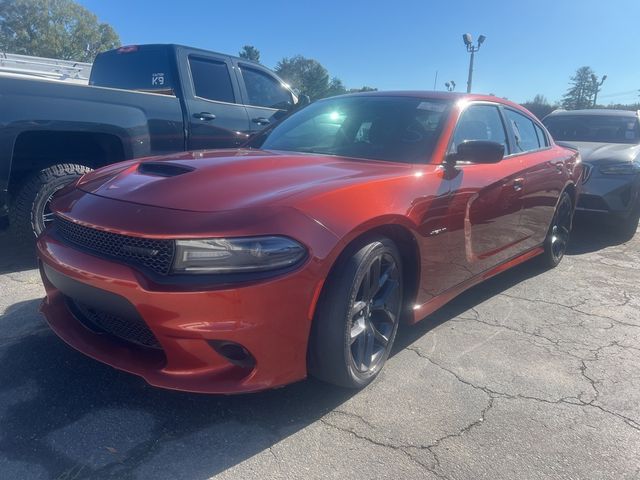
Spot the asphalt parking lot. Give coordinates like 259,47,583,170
0,217,638,480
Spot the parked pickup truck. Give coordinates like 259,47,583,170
0,44,303,238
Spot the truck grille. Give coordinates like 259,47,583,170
69,298,162,349
54,216,175,275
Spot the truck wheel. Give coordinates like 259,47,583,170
9,164,92,241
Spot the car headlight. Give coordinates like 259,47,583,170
172,236,307,274
600,162,640,175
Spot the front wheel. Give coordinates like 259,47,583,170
539,191,574,268
308,237,404,389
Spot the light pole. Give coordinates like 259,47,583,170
463,33,486,93
591,74,607,107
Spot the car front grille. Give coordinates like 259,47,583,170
54,216,175,275
68,298,162,349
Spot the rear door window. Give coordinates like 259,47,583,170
90,47,175,94
505,109,541,152
189,56,236,103
534,123,548,147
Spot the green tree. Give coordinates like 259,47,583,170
562,66,597,110
0,0,119,62
521,94,557,120
349,86,378,93
238,44,260,62
275,55,331,100
326,76,347,97
275,55,375,100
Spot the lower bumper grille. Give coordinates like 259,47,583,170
577,194,610,212
68,298,162,349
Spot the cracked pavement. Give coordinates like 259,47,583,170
0,217,638,479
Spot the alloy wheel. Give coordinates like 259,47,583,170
550,195,572,262
348,252,402,375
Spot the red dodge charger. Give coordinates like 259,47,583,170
38,92,581,393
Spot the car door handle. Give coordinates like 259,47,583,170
193,112,216,121
513,178,524,192
252,117,271,125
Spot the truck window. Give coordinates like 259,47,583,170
90,47,175,95
240,65,292,110
189,57,235,104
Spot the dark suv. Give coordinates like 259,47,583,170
543,109,640,237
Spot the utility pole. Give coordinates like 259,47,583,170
462,34,486,93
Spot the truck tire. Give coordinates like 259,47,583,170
9,163,92,241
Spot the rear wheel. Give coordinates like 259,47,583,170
308,237,403,388
9,163,92,241
540,192,573,268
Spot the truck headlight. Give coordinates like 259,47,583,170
600,162,640,175
172,236,307,274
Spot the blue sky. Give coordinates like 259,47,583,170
78,0,640,104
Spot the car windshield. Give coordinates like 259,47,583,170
257,96,452,163
544,114,640,144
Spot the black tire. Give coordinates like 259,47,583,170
539,191,574,268
9,163,92,241
308,236,404,389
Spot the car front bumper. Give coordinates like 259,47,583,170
577,167,640,217
37,233,326,394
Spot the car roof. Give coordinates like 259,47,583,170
319,90,526,110
546,109,639,118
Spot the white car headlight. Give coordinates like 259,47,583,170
172,236,307,274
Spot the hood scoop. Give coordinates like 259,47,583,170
138,162,195,177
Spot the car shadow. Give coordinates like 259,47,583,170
394,257,547,351
566,213,633,255
0,231,37,275
0,255,551,479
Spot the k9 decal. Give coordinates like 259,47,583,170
151,73,165,86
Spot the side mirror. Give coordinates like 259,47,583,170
296,94,311,107
447,140,505,165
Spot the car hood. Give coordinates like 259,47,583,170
556,141,640,164
77,149,413,213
